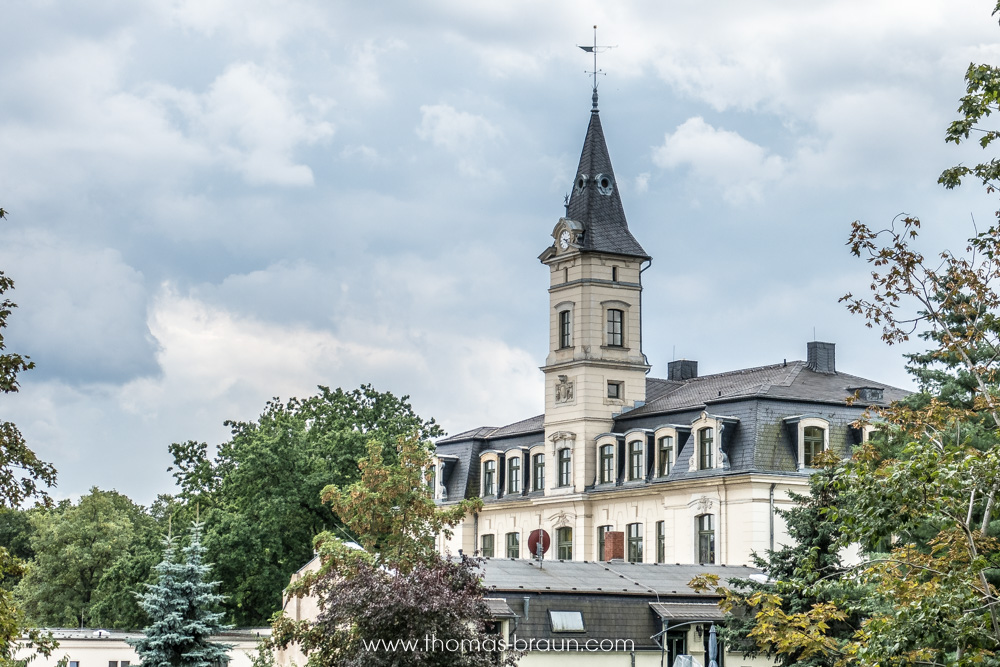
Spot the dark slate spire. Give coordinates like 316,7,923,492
565,104,649,260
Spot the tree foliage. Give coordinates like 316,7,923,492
0,206,58,664
15,488,161,630
167,384,444,626
268,434,501,667
129,523,232,667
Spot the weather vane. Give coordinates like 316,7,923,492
577,25,616,108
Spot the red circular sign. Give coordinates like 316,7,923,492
527,529,551,557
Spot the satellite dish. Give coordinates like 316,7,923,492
527,529,551,558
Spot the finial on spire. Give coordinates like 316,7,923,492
578,25,616,111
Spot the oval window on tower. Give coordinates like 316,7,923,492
595,173,614,195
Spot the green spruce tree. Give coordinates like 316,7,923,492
130,523,232,667
712,455,869,667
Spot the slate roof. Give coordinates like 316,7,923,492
479,558,757,596
565,108,649,260
437,414,544,445
622,360,909,418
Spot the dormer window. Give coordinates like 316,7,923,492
507,456,521,494
658,435,673,476
628,441,644,481
599,444,615,484
803,426,824,467
698,428,715,470
482,460,496,496
532,453,545,491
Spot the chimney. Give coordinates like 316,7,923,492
604,531,625,561
667,359,698,381
806,341,836,374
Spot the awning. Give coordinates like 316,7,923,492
484,598,517,619
649,602,724,622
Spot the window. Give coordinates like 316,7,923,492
697,514,715,564
507,456,521,494
481,533,494,558
550,610,585,632
658,436,673,476
628,441,644,480
612,266,618,282
557,527,573,559
803,426,824,467
427,464,436,495
656,521,665,563
627,523,643,563
607,381,623,399
597,525,612,561
482,460,496,496
698,428,714,470
70,663,79,667
559,310,572,349
557,449,571,487
110,663,118,667
506,532,520,558
121,662,130,667
599,445,615,484
607,309,624,346
532,453,545,491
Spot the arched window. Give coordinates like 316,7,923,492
507,456,521,494
658,435,673,477
532,453,545,491
599,445,615,484
698,428,715,470
482,460,496,496
803,426,824,467
628,441,644,480
697,514,715,564
506,532,520,558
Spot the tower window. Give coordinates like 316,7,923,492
612,266,618,282
557,527,573,560
658,436,673,477
532,453,545,491
628,441,644,481
698,428,715,470
557,449,571,487
607,381,623,399
607,309,624,347
803,426,824,467
507,456,521,494
559,310,572,349
697,514,715,564
599,444,615,484
627,523,643,563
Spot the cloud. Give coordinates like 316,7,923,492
652,117,786,204
147,62,335,187
417,103,503,177
0,232,158,384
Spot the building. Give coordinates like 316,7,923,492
432,89,907,566
478,558,774,667
15,629,267,667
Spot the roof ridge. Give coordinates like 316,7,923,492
686,361,800,382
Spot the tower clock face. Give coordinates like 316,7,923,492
559,230,571,250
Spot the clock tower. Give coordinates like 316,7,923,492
537,92,651,495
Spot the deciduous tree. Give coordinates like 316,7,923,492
168,385,445,626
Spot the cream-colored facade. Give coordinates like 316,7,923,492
432,97,902,571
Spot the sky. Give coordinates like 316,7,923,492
2,0,1000,506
